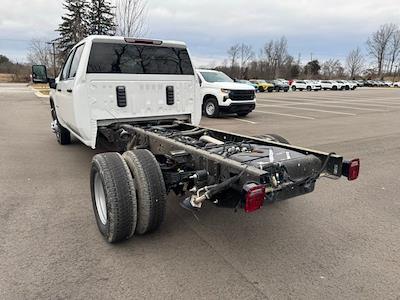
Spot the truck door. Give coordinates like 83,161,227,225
61,44,85,132
56,49,75,127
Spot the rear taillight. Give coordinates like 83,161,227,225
343,158,360,181
244,184,266,213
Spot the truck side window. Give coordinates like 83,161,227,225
68,44,85,79
60,50,75,81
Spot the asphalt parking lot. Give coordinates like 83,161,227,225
1,83,399,299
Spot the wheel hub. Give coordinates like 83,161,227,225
51,120,59,134
206,102,215,115
94,172,107,225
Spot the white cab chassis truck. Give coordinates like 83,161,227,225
33,36,360,243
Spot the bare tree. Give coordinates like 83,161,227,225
387,30,400,74
227,44,240,77
27,39,52,66
346,47,364,79
115,0,147,37
261,36,290,78
366,23,397,78
227,44,240,67
322,59,342,79
238,43,254,78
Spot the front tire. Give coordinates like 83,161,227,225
123,150,167,235
90,153,137,243
50,101,71,145
203,98,220,118
292,86,297,91
306,86,312,91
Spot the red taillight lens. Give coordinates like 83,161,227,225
244,184,266,213
347,158,360,181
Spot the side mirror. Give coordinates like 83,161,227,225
32,65,48,83
48,78,57,89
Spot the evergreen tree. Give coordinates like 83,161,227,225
57,0,90,58
89,0,116,35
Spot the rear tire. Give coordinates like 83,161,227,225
291,86,297,91
254,133,290,144
90,153,137,243
203,98,220,118
123,150,167,235
306,86,312,91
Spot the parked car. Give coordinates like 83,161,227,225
291,80,307,91
197,69,256,117
236,79,259,90
376,80,385,87
393,81,400,87
249,79,274,92
272,79,290,92
319,80,333,90
355,80,365,87
277,78,290,85
328,80,344,90
305,80,322,91
342,80,357,90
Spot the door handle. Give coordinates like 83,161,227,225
57,89,61,92
66,89,73,93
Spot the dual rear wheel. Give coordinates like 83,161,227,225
90,150,167,243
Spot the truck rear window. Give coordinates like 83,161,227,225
87,43,194,75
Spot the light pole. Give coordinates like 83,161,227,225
46,40,57,78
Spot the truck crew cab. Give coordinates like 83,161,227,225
33,36,360,244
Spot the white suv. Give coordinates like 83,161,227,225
342,80,357,90
330,80,345,90
196,69,256,117
305,80,322,91
319,80,333,90
291,80,307,91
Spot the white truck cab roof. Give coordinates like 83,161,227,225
75,35,188,49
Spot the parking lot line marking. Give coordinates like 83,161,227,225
257,98,400,108
256,104,357,116
318,97,400,103
254,110,315,120
234,118,257,124
256,100,387,112
287,103,387,112
304,96,400,103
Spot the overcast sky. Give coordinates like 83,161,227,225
0,0,399,66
